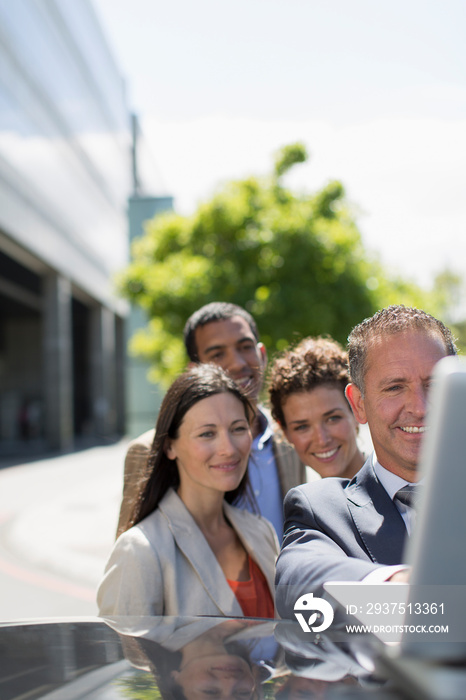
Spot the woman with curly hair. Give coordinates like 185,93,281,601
268,337,365,480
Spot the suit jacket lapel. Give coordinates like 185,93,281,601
159,490,243,616
346,459,407,565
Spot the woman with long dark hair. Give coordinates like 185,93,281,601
98,364,278,617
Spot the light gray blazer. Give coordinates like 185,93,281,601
98,488,279,617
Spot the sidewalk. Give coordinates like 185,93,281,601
0,438,130,592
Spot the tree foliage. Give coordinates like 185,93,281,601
118,144,432,386
273,142,308,178
430,269,466,354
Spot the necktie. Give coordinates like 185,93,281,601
395,484,422,510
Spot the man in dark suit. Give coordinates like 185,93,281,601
275,305,457,614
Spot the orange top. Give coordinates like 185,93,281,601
227,556,274,618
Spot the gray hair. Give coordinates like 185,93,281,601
347,305,457,393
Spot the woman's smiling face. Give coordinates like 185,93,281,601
166,392,252,499
172,620,256,700
173,654,255,700
282,385,362,479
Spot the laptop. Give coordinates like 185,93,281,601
324,356,466,698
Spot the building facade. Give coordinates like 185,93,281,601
0,0,166,454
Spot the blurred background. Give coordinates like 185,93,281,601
0,0,464,620
1,0,465,457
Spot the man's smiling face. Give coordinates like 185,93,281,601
193,316,266,403
346,330,448,481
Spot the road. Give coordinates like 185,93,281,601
0,439,129,621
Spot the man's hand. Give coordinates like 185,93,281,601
387,568,411,583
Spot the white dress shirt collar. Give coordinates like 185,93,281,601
372,452,412,500
372,452,423,536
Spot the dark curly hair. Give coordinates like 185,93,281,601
268,336,349,427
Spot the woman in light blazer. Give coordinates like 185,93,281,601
97,364,279,618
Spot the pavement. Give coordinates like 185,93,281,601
0,438,130,602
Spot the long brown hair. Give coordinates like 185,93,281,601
127,364,255,530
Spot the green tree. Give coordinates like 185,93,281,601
118,144,428,386
430,268,466,353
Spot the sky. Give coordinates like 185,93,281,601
93,0,466,292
